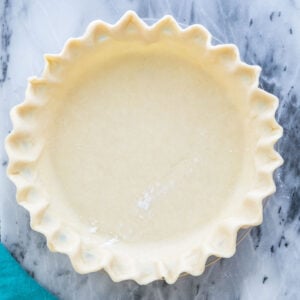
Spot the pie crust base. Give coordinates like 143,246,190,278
6,11,283,284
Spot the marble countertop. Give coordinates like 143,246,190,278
1,0,300,299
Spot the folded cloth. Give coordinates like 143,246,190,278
0,243,56,300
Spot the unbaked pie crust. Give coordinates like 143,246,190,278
6,11,283,284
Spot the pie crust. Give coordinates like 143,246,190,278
5,11,283,284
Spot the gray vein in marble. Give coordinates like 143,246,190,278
0,0,12,84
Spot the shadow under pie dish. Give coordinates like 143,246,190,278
5,11,283,284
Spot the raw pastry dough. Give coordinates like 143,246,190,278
6,12,283,284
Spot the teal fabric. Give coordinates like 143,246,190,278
0,243,57,300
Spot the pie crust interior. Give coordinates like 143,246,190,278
6,11,283,284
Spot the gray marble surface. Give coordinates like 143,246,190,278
1,0,300,299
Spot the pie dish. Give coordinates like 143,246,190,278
6,11,283,284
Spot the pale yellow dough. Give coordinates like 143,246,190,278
38,45,247,244
6,12,283,284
